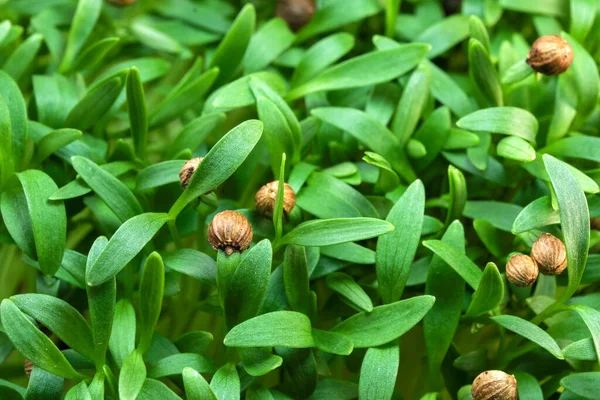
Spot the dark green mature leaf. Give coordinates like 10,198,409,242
278,347,318,399
376,180,424,303
465,263,504,317
224,240,272,328
331,296,435,348
469,39,503,106
500,0,567,16
514,372,543,399
87,213,170,286
169,120,263,217
0,299,83,379
256,96,295,176
72,37,120,72
224,311,314,348
326,272,373,312
51,161,135,200
569,305,600,366
561,373,600,398
311,107,415,181
183,367,217,400
284,245,316,318
17,170,66,276
149,353,216,377
209,4,255,85
34,129,82,164
0,57,28,173
320,242,375,265
422,240,482,289
239,347,282,376
512,197,559,234
139,252,164,353
544,155,589,302
136,160,185,192
562,338,596,361
288,44,430,100
119,350,146,400
163,249,216,286
109,299,136,368
59,0,101,71
490,315,563,359
359,343,399,400
210,363,240,400
72,156,142,222
127,67,148,159
167,113,226,158
463,201,523,232
0,95,12,187
311,329,353,356
11,294,94,360
457,107,538,143
424,221,465,388
25,366,64,400
279,218,394,247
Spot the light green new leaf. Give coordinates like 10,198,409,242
331,296,435,348
446,166,467,225
87,213,170,286
392,63,430,144
127,67,148,159
256,96,295,176
137,379,183,400
469,39,503,106
210,363,240,400
0,299,83,380
51,161,135,200
311,329,353,356
562,338,596,361
0,71,27,177
326,272,373,312
2,33,43,81
136,160,185,192
497,136,536,162
544,155,589,302
224,311,314,348
244,18,294,73
119,350,146,400
167,113,226,159
169,120,263,217
72,37,120,72
512,196,559,234
109,299,136,368
359,343,399,400
426,61,474,118
490,315,563,359
211,71,287,110
59,0,101,71
457,107,538,143
416,15,470,58
279,218,394,247
149,353,216,378
183,367,217,400
465,263,504,317
139,253,165,353
499,0,567,16
376,180,424,303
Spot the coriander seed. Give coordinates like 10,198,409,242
208,210,253,256
506,254,538,287
526,35,573,75
255,181,296,220
472,370,518,400
276,0,315,31
179,157,203,189
531,233,567,275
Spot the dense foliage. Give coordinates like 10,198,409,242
0,0,599,399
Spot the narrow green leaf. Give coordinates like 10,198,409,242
211,71,286,110
446,166,467,225
0,71,27,178
422,240,482,290
561,373,600,399
109,299,136,368
465,263,504,317
415,15,470,58
34,129,82,164
127,67,148,159
25,366,64,400
311,329,353,356
326,272,373,312
137,379,182,400
183,367,217,400
279,218,394,247
119,350,146,400
64,381,91,400
331,296,435,348
163,249,216,286
469,39,503,106
497,136,536,162
139,252,165,353
224,311,314,348
65,75,125,130
283,245,316,318
392,63,430,144
167,113,226,159
569,305,600,366
0,94,12,187
136,160,185,192
2,33,43,81
457,107,538,143
149,353,216,377
169,120,263,217
210,363,240,400
544,155,589,301
359,343,399,400
377,180,424,303
512,197,559,234
490,315,563,359
278,347,317,399
244,18,294,73
239,347,282,377
562,338,596,361
87,213,170,286
499,0,567,16
256,97,294,176
320,243,375,265
59,0,101,71
72,37,120,72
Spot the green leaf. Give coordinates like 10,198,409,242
446,166,467,225
148,353,215,378
224,240,272,328
561,373,600,399
163,249,216,286
311,329,353,356
469,39,503,106
11,294,94,360
422,240,482,290
224,311,314,348
209,4,255,85
291,33,354,88
0,95,12,187
167,113,226,159
183,367,217,400
51,161,135,200
59,0,101,71
385,0,401,37
415,15,470,58
465,263,504,317
136,160,185,192
2,33,43,81
331,296,435,348
137,379,182,400
0,71,27,178
169,120,263,217
562,338,596,361
499,0,568,16
469,16,491,52
210,363,240,400
489,315,563,359
72,156,142,222
392,63,430,143
0,299,83,379
65,75,126,131
119,350,146,400
64,381,91,400
426,61,474,118
424,221,465,388
256,96,295,176
376,180,424,303
283,245,316,318
211,71,286,110
311,107,415,181
244,18,294,73
34,129,82,164
25,366,64,400
512,196,559,234
457,107,538,143
309,380,358,400
278,347,317,398
514,372,543,399
497,136,536,162
239,347,282,377
501,60,534,85
279,218,394,247
16,170,66,276
359,343,399,400
463,201,523,232
273,155,286,239
109,299,136,368
544,155,590,301
86,213,170,286
326,272,373,312
568,305,600,366
139,252,165,353
127,67,148,159
288,44,430,100
72,37,120,72
320,243,375,264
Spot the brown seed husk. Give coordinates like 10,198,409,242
208,210,253,256
506,254,539,287
106,0,136,6
591,217,600,230
526,35,573,75
472,370,518,400
24,359,34,377
530,233,567,275
276,0,315,31
255,181,296,220
179,157,203,189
